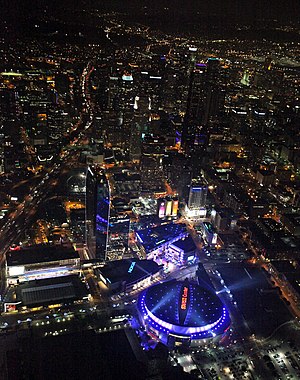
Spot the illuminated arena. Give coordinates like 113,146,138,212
138,280,230,347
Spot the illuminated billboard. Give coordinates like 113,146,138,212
180,285,189,313
212,233,218,245
8,266,25,277
172,200,178,216
166,200,172,216
159,202,165,218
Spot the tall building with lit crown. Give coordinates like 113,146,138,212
130,95,151,161
85,166,110,260
188,179,208,209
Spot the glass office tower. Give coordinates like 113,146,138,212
86,166,110,260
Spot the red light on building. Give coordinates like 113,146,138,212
10,245,21,251
181,286,189,310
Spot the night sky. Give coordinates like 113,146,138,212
2,0,300,26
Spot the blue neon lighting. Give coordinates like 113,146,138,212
138,281,230,341
136,233,143,243
128,262,136,273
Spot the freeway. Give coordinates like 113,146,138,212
0,61,95,296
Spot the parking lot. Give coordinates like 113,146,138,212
259,337,300,380
171,346,256,379
215,262,293,338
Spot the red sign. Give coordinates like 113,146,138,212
181,287,189,310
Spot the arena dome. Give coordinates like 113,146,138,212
138,279,230,341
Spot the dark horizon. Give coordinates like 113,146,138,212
1,0,300,26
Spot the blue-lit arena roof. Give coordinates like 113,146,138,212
135,223,187,254
138,280,230,340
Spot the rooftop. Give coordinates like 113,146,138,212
138,279,230,339
143,280,224,328
6,245,79,267
170,236,196,253
99,259,162,285
4,274,88,307
136,223,187,253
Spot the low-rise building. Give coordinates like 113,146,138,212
166,236,197,265
96,259,163,293
3,274,88,312
6,244,80,285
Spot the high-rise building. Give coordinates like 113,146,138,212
130,121,142,161
185,64,207,124
85,166,110,260
108,75,119,110
202,86,226,126
182,62,211,151
188,179,208,209
188,47,198,73
206,58,221,84
140,134,166,192
164,152,192,201
182,59,226,155
130,95,151,161
203,59,225,124
107,212,130,256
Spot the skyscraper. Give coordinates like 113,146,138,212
206,58,221,83
188,179,208,209
182,64,207,153
130,95,151,161
185,64,207,124
203,58,225,125
85,166,110,260
182,59,225,155
202,86,225,125
140,134,166,192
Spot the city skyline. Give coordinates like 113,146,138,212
0,2,299,379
